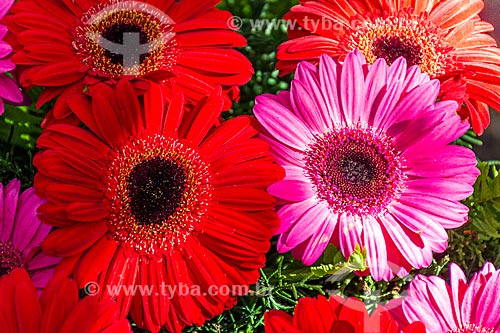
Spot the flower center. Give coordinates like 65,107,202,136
0,241,24,277
105,134,212,256
75,1,178,78
340,14,453,76
128,158,187,226
372,36,423,68
101,23,150,65
448,323,495,333
305,125,405,216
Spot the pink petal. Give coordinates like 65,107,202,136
388,202,448,250
449,263,467,325
0,0,14,18
259,134,304,167
1,179,21,242
474,270,500,328
389,79,440,125
318,54,343,126
290,79,327,135
402,65,430,92
278,201,329,252
0,74,23,103
380,213,431,269
26,251,61,271
283,165,308,182
254,95,313,150
340,50,366,123
292,209,337,266
0,59,15,72
335,212,362,256
403,145,478,178
294,60,332,131
404,276,456,333
364,58,387,123
268,180,315,202
276,198,318,234
363,216,392,281
387,57,408,86
397,195,468,229
370,78,404,129
404,178,474,202
12,188,45,250
0,41,12,58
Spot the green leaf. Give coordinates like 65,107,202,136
467,163,500,239
0,104,42,150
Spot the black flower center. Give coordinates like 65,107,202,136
325,142,387,199
372,36,423,67
127,157,187,226
101,23,150,65
337,153,376,185
0,241,24,277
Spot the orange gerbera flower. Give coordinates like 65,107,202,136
277,0,500,134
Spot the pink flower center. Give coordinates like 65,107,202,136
0,241,24,277
449,323,495,333
305,125,405,216
104,134,212,256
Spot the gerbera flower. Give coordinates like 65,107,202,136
33,80,283,333
254,51,479,280
265,295,426,333
391,262,500,333
5,0,253,120
0,0,23,114
0,268,131,332
0,179,60,291
277,0,500,134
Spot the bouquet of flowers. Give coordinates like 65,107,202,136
0,0,499,332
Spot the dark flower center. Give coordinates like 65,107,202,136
337,152,376,186
372,36,423,67
322,141,389,200
305,126,405,216
76,2,178,78
0,241,24,277
340,14,452,76
127,157,187,226
101,23,150,65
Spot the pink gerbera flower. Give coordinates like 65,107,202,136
254,50,479,280
0,0,23,115
392,262,500,333
0,179,60,291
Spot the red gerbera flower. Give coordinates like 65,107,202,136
5,0,253,120
33,80,283,333
0,268,131,333
277,0,500,134
265,295,425,333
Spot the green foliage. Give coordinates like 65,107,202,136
0,87,46,187
219,0,296,119
454,129,483,149
466,162,500,239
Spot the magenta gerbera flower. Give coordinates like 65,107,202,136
0,179,60,290
0,0,23,114
254,50,479,280
392,262,500,333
